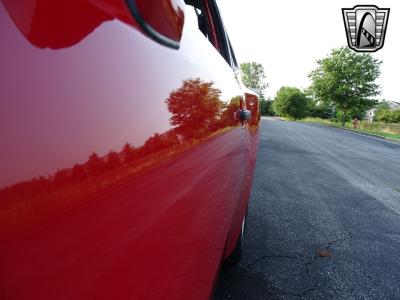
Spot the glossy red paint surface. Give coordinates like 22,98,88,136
0,1,260,299
135,0,185,42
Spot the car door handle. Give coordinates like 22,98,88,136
234,109,251,121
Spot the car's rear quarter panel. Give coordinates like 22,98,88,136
0,1,260,299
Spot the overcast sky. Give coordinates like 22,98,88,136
217,0,399,101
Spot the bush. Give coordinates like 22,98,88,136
273,87,309,119
308,101,334,119
375,109,400,123
260,98,274,116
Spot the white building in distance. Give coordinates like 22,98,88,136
366,101,400,122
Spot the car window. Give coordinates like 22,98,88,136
227,36,239,70
184,0,215,46
184,0,238,68
205,0,237,69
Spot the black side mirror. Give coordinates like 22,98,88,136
235,109,252,121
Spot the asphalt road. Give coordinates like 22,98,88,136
214,118,400,299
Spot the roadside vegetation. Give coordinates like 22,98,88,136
240,47,400,140
301,117,400,140
272,87,308,120
240,62,274,116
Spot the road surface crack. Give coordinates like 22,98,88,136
240,254,318,298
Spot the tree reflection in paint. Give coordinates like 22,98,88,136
166,78,224,140
0,78,241,237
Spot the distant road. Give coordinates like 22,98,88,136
215,118,400,299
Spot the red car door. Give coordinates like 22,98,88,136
0,0,260,299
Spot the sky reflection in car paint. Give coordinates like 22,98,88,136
0,1,243,187
0,77,245,238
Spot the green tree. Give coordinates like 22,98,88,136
377,101,390,112
240,62,269,115
309,47,381,126
374,101,390,122
375,109,400,123
260,97,275,116
390,110,400,123
308,99,334,119
272,87,309,120
240,62,268,92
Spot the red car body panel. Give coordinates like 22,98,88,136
0,1,260,299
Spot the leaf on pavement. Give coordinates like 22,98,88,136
316,249,332,258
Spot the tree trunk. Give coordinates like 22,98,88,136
342,111,347,127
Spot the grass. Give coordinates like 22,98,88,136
300,117,400,140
